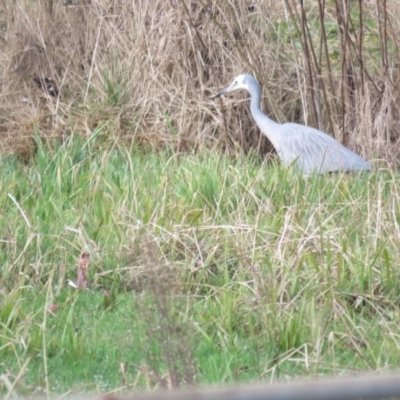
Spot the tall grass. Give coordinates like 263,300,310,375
1,0,400,396
1,137,400,396
0,1,399,162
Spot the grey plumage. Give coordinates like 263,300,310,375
215,74,371,175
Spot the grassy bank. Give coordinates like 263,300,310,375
1,137,399,396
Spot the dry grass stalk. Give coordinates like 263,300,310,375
76,251,90,289
0,0,399,163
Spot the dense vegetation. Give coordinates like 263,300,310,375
1,138,400,395
1,0,400,397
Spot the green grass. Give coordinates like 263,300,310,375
1,136,400,396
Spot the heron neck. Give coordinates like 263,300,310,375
249,89,280,139
250,89,262,116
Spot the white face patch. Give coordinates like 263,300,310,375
231,76,247,91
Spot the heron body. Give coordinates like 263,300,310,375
214,74,371,175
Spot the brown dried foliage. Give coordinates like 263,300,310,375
0,0,399,163
76,251,90,288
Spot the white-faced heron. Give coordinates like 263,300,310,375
214,74,371,175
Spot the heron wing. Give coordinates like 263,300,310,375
274,123,371,174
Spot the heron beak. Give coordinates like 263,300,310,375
213,84,233,99
213,88,227,99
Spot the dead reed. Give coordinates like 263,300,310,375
0,0,399,163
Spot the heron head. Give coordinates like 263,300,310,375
214,74,258,98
